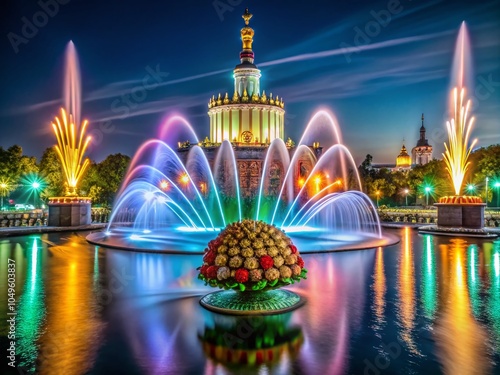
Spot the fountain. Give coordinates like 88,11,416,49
87,8,397,252
420,23,493,237
86,109,397,253
47,41,92,226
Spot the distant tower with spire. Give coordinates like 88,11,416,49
411,113,433,165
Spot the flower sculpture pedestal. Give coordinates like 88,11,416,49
198,220,307,315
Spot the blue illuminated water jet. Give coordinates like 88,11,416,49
87,110,397,253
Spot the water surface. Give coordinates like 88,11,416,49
1,228,499,374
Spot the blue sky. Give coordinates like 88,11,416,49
1,0,499,163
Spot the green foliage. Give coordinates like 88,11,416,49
469,144,500,203
0,145,38,183
39,147,64,199
80,153,131,205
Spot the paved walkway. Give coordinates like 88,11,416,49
0,223,107,237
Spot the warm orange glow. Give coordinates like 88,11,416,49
373,247,386,327
438,195,482,204
160,180,169,190
39,238,101,374
397,227,418,354
314,174,322,193
443,87,477,195
435,239,490,374
51,108,91,195
180,173,190,185
200,182,207,195
297,178,305,188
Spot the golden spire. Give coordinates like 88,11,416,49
242,88,249,102
232,91,240,103
241,8,254,51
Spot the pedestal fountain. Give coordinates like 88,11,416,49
420,23,494,238
47,42,92,227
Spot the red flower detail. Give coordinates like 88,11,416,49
199,265,209,277
203,249,216,264
235,268,249,283
297,256,305,268
206,265,218,279
260,255,274,270
289,244,298,254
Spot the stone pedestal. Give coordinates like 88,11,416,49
48,197,91,227
435,203,486,229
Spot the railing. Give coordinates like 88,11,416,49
378,208,500,227
0,207,111,228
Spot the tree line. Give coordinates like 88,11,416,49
358,144,500,206
0,145,130,206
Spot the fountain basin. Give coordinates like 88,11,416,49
86,226,399,253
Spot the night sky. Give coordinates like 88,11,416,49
1,0,499,164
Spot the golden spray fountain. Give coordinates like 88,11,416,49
442,87,477,197
51,108,91,196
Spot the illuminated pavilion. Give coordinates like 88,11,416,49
179,9,315,197
207,8,285,145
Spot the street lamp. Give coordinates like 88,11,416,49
486,177,489,206
424,186,432,206
466,184,476,195
495,181,500,208
32,181,40,208
0,182,7,211
404,188,409,206
376,190,380,208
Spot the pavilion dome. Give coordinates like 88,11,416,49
396,144,411,168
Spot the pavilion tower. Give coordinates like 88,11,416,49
208,8,285,145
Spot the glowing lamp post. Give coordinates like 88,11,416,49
31,181,41,208
376,191,380,208
486,177,489,206
466,184,475,195
404,188,409,206
495,181,500,208
424,186,432,206
0,182,7,210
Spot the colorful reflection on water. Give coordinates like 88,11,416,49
0,229,499,374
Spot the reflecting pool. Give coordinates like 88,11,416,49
1,228,499,374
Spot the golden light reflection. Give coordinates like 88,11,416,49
435,239,491,374
38,238,102,374
397,227,418,354
160,180,169,190
372,247,386,329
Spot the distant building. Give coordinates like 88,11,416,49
395,144,411,171
411,114,432,165
372,114,433,172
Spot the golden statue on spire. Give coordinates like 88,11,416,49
241,8,254,50
242,8,252,25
